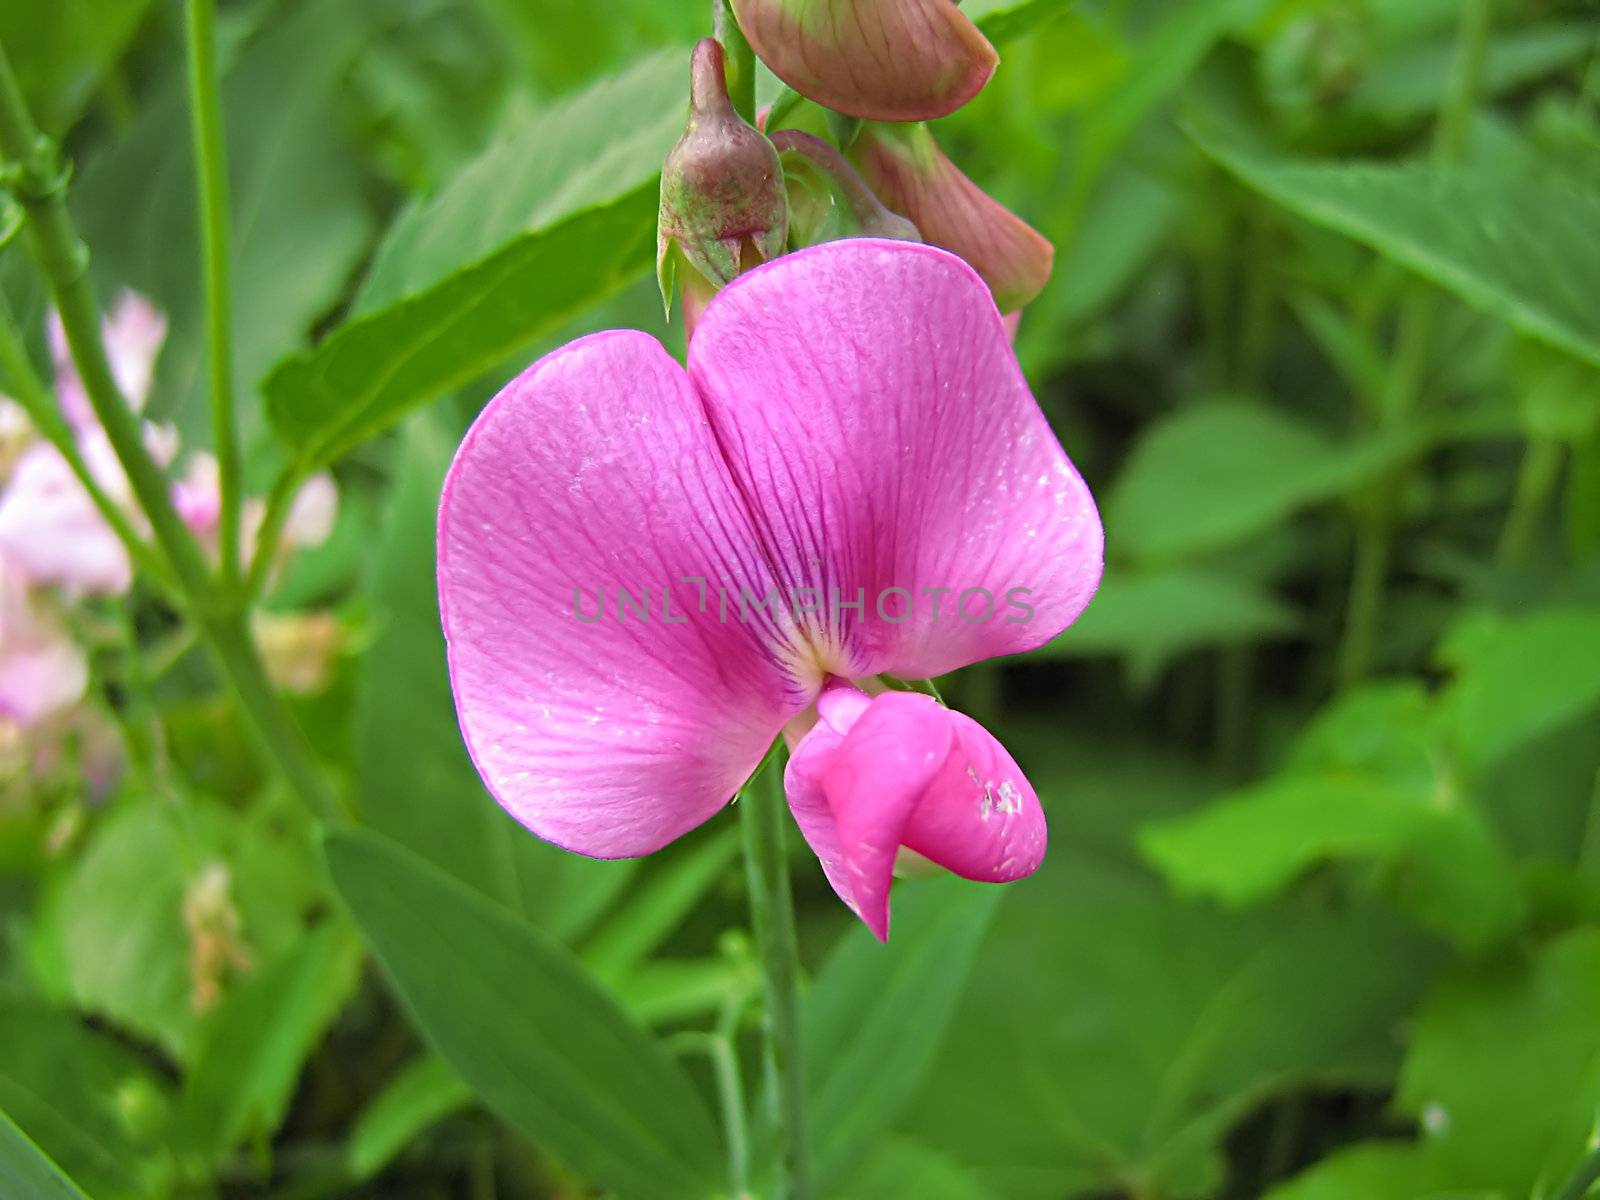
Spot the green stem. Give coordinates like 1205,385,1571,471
722,7,757,126
244,462,304,599
1334,0,1491,685
0,36,346,825
0,299,174,592
1496,437,1564,567
739,745,811,1200
1555,1143,1600,1200
184,0,243,588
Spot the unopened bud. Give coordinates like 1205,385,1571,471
849,121,1053,312
731,0,996,121
771,130,921,248
657,39,789,316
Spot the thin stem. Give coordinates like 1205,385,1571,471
1555,1141,1600,1200
1334,0,1491,685
244,463,304,598
739,745,811,1200
0,299,174,592
1496,437,1565,567
184,0,242,588
722,8,757,126
0,36,347,825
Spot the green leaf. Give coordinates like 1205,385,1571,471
1107,400,1409,561
804,878,1002,1185
0,1001,173,1200
346,1055,473,1183
1438,608,1600,778
833,1137,996,1200
1279,930,1600,1198
324,827,724,1199
1038,566,1298,679
0,0,154,134
265,49,689,465
177,922,362,1162
964,0,1073,44
0,1108,90,1200
1190,120,1600,368
355,414,635,933
907,852,1437,1200
28,799,322,1060
1141,684,1525,949
73,0,376,447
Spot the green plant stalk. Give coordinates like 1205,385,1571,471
1555,1142,1600,1200
722,5,757,126
0,299,174,591
1496,437,1565,567
0,37,347,825
185,0,243,588
739,746,812,1200
244,461,305,598
1335,0,1491,687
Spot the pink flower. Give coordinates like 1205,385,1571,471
0,436,135,596
175,453,338,571
49,291,167,434
437,240,1102,938
730,0,997,121
0,562,89,730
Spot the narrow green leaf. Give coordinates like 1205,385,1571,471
0,1109,90,1200
324,827,724,1200
178,923,363,1161
805,878,1002,1185
1191,119,1600,367
265,50,689,465
346,1055,473,1183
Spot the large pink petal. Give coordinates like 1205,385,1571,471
689,239,1103,684
438,331,808,857
786,682,1047,939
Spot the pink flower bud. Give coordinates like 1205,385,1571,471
657,39,789,316
850,121,1053,312
731,0,996,121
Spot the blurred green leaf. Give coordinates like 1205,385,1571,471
177,922,362,1162
804,879,1001,1186
1512,338,1600,445
325,827,725,1200
1039,565,1298,680
1274,929,1600,1199
73,0,376,449
964,0,1074,44
907,852,1436,1200
265,50,688,465
0,1108,90,1200
28,800,321,1060
0,0,154,134
1438,608,1600,779
355,414,635,933
834,1137,996,1200
0,1001,173,1200
1192,121,1600,368
346,1054,472,1183
1107,400,1409,561
1142,683,1525,948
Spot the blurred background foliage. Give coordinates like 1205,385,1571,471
1,0,1599,1197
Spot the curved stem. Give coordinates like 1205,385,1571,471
739,745,812,1200
0,36,347,826
0,299,175,593
185,0,242,588
722,7,757,126
244,462,304,599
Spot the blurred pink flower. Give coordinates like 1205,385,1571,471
178,453,338,572
49,291,167,434
437,240,1103,938
730,0,997,121
0,562,89,730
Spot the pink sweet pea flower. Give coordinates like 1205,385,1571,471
0,562,89,729
437,240,1102,939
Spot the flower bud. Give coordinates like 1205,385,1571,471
849,121,1053,312
657,39,789,316
731,0,996,121
771,129,921,248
